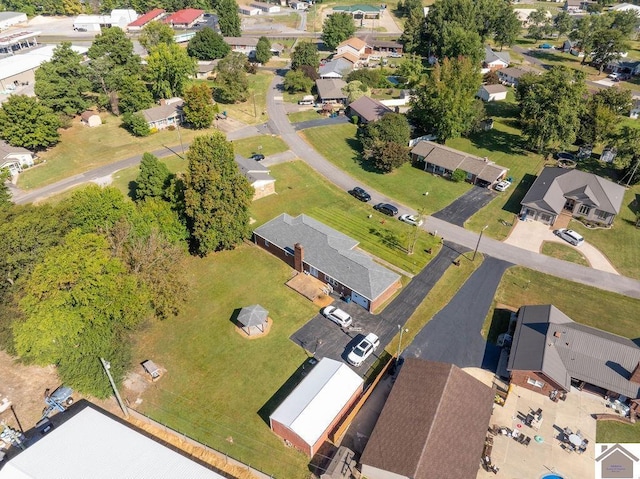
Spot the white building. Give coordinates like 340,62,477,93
0,140,34,177
73,9,138,32
477,84,508,102
0,11,28,30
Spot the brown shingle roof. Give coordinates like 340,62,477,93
337,37,367,51
360,359,494,479
347,95,392,122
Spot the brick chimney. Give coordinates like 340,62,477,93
294,243,304,272
630,362,640,384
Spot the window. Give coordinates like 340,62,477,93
527,377,545,388
264,240,270,247
326,276,339,287
578,204,591,216
595,209,609,220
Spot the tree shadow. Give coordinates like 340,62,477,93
369,227,402,250
127,180,138,201
467,127,526,157
576,157,621,181
486,308,514,344
484,101,519,120
502,173,537,214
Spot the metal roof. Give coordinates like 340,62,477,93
319,58,353,78
127,8,165,27
0,44,88,81
0,407,226,479
269,358,363,446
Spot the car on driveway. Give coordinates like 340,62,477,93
554,228,584,246
349,186,371,202
389,52,403,58
494,180,512,192
250,153,265,161
399,214,423,226
347,333,380,367
374,203,398,216
322,305,353,328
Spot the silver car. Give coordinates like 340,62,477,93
322,305,353,327
347,333,380,367
554,228,584,246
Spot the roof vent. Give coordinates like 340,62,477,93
554,331,561,338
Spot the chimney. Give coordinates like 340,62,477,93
294,243,304,272
630,362,640,384
159,99,167,106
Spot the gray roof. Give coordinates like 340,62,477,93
197,60,219,73
410,141,507,183
237,304,268,327
481,84,507,94
521,167,626,216
0,139,31,159
139,99,184,123
234,154,274,185
508,305,640,398
319,58,353,78
498,67,528,79
347,95,392,122
223,36,258,47
484,45,510,65
253,214,400,301
0,12,25,21
315,79,347,101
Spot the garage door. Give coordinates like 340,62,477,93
351,291,370,310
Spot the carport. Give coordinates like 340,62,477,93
237,304,269,336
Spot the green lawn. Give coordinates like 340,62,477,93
301,123,472,215
540,241,590,267
287,109,322,123
597,420,640,443
231,135,289,158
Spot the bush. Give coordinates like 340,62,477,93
122,112,151,137
352,115,359,124
451,168,467,182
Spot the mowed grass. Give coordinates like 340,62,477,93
301,123,472,214
251,160,440,275
597,420,640,443
287,109,322,123
540,241,590,267
133,245,315,478
231,135,289,158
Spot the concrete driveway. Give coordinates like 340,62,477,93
432,186,497,227
504,219,619,275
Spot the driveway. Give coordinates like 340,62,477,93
431,186,497,227
403,256,512,370
504,219,619,275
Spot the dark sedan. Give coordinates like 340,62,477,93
349,187,371,202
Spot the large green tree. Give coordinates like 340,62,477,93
64,184,134,233
396,54,425,88
527,9,553,41
322,13,356,50
255,36,272,65
187,27,230,60
283,69,313,93
291,41,319,70
217,0,241,36
145,43,196,99
614,126,640,185
183,133,253,255
579,88,632,145
494,6,521,49
34,42,91,117
359,113,411,172
139,21,175,52
408,56,482,143
183,83,216,129
440,24,483,65
0,95,60,150
214,52,249,103
400,7,425,54
117,76,154,114
135,153,172,201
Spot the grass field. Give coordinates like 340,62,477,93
540,241,590,267
597,420,640,443
231,135,290,158
301,124,472,214
287,109,322,123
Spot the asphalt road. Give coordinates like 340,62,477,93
432,186,497,227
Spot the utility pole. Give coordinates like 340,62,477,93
472,225,488,261
100,358,129,419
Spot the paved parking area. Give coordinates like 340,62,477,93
432,186,497,226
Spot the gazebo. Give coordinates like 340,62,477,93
237,304,269,336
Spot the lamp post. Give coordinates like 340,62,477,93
397,325,409,359
472,225,489,261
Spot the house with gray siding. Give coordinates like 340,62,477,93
519,167,625,226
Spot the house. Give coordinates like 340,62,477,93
334,51,359,65
477,84,508,102
0,406,227,479
347,95,392,123
360,359,495,479
611,3,640,14
80,111,102,128
332,4,382,19
139,98,184,130
126,8,166,31
195,60,218,79
238,6,261,15
565,0,596,14
483,45,510,71
319,58,353,79
73,9,138,32
269,358,363,456
0,140,34,177
497,66,541,87
251,1,281,13
519,167,625,226
410,141,508,187
0,11,28,30
336,37,368,58
315,78,348,104
223,36,259,57
270,43,284,56
234,155,276,200
606,59,640,76
630,98,640,119
368,39,403,54
290,1,309,10
253,213,402,311
163,9,204,28
507,304,640,400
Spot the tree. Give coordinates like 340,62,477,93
283,69,314,93
527,9,552,42
65,185,134,233
614,125,640,185
611,10,640,36
440,24,483,64
400,7,425,55
187,27,230,60
183,133,253,255
517,66,586,155
145,43,196,99
217,0,241,36
591,28,628,72
494,6,521,49
117,76,154,114
139,21,175,51
291,41,319,70
122,112,151,136
483,70,500,85
553,11,574,38
579,88,632,144
408,56,482,143
322,13,356,50
135,153,171,201
0,169,10,211
255,36,272,64
0,95,61,150
344,80,370,102
214,52,249,103
13,230,149,397
423,0,478,57
34,42,90,117
346,68,391,88
183,83,216,129
359,113,411,172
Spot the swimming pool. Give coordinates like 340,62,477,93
541,474,564,479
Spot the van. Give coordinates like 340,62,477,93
555,228,584,246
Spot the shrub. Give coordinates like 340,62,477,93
352,115,359,124
451,168,467,182
122,112,151,137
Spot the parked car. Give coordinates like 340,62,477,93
399,214,423,226
374,203,398,216
608,72,621,80
556,152,575,161
494,180,512,192
322,305,353,327
389,52,403,58
539,43,554,49
347,333,380,367
349,186,371,202
298,99,314,105
250,153,265,161
554,228,584,246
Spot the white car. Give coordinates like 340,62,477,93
554,228,584,246
322,305,353,327
399,214,423,227
495,180,512,192
347,333,380,367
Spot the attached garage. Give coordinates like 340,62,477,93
350,291,369,310
269,358,363,456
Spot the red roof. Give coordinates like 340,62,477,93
163,8,204,25
128,8,166,27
